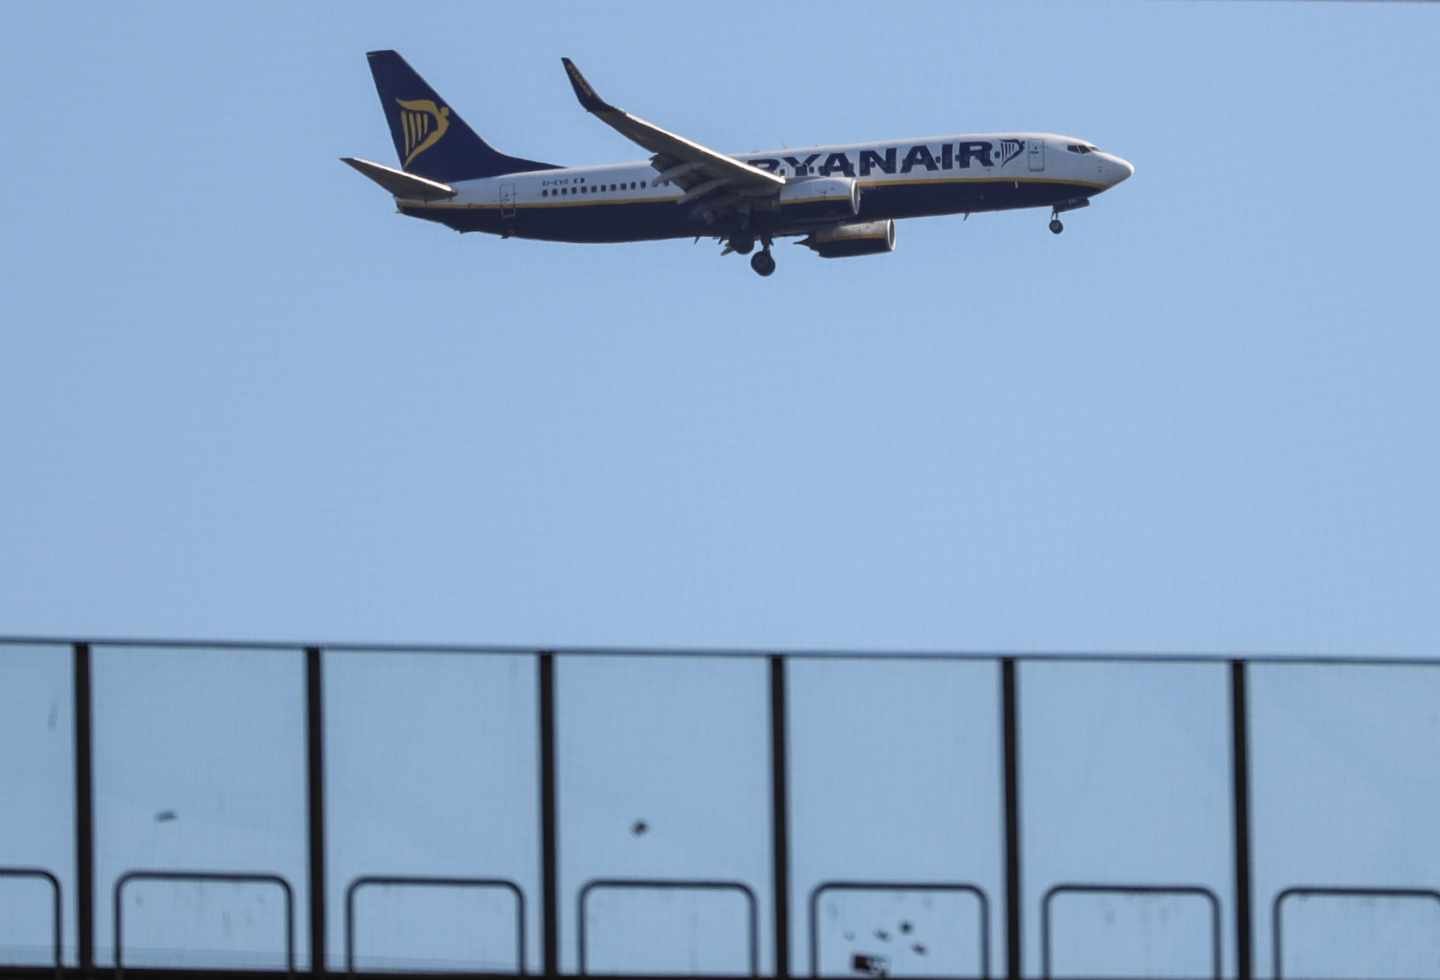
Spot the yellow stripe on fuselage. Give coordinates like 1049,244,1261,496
860,174,1107,191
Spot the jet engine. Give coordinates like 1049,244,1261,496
799,220,896,258
776,177,861,222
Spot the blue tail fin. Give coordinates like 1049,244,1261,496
366,50,560,182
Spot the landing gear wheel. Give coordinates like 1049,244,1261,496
750,250,776,277
1049,218,1064,235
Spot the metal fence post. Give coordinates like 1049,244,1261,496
769,656,791,978
1230,660,1254,980
539,652,559,977
1001,659,1022,980
73,643,94,976
305,647,327,974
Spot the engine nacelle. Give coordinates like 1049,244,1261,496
777,177,861,223
800,220,896,258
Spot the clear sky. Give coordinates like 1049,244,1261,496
2,1,1437,654
3,5,1440,974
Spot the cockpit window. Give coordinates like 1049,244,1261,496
1066,144,1094,155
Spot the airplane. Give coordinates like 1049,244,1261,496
344,51,1134,277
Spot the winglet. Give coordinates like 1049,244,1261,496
561,58,612,113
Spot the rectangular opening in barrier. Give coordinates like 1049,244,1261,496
115,876,291,970
1043,887,1218,979
810,883,988,978
1274,889,1440,979
0,873,61,969
347,879,523,973
579,882,755,976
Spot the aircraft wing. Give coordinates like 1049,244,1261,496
561,58,785,200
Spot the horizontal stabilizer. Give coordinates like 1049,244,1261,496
340,157,456,201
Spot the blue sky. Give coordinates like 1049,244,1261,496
3,1,1437,654
3,5,1440,973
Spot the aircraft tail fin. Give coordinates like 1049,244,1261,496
365,50,560,182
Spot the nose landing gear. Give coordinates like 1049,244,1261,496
1047,197,1090,236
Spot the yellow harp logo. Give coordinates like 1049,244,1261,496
396,98,450,168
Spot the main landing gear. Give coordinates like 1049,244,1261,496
750,248,776,277
720,232,775,276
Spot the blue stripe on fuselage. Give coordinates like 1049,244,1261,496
398,177,1101,244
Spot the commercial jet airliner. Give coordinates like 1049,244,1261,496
344,51,1134,277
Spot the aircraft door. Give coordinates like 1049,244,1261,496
500,182,517,219
1027,139,1045,172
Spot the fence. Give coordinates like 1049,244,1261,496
2,637,1439,979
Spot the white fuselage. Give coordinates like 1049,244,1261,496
399,132,1133,244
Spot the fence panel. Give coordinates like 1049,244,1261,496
324,650,538,972
0,643,74,967
556,655,772,974
92,645,307,968
1251,664,1440,978
788,658,1001,976
1019,662,1233,978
